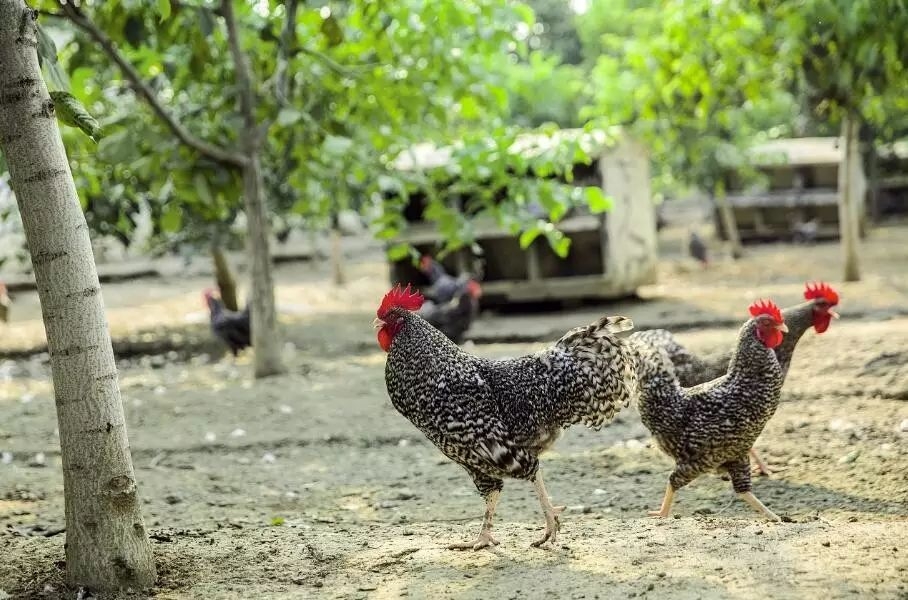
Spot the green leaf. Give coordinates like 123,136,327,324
277,108,303,127
35,24,58,68
157,0,171,21
51,91,103,141
546,230,571,258
270,516,285,526
193,173,213,204
584,187,612,214
322,135,353,155
320,15,344,47
160,203,183,233
387,243,411,261
519,227,541,249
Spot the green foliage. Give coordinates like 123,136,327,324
51,91,103,142
24,0,611,259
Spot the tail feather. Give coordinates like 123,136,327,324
557,315,634,348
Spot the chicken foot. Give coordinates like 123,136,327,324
530,470,565,547
448,490,501,550
648,482,675,518
750,448,772,477
738,491,781,522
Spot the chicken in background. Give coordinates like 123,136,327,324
376,284,638,549
630,299,788,521
792,217,820,244
418,255,475,304
688,231,709,267
203,288,251,357
0,283,9,323
417,279,482,344
631,282,840,475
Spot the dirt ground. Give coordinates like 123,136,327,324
1,223,907,599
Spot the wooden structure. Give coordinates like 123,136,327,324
874,140,908,219
717,137,867,242
387,129,657,307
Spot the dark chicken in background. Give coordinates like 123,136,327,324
203,288,251,356
376,284,638,549
688,231,709,266
632,282,840,475
419,255,476,304
629,299,788,521
417,279,482,344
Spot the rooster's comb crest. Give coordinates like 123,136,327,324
748,299,783,323
378,284,424,318
804,281,839,305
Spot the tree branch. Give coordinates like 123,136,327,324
221,0,258,151
58,2,247,169
274,0,299,107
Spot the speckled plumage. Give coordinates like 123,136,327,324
631,315,784,500
382,307,638,544
633,299,824,388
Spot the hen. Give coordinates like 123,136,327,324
417,279,482,344
632,282,840,475
631,299,788,521
203,289,251,356
376,284,637,548
419,255,473,304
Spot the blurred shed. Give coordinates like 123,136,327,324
387,128,658,307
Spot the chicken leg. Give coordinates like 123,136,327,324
448,489,501,551
738,492,781,522
530,470,565,547
648,482,675,518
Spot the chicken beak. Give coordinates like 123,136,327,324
776,322,789,333
372,318,385,329
829,309,840,319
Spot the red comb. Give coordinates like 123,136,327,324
378,284,424,318
748,298,783,323
804,281,839,305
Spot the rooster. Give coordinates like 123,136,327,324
376,284,638,549
419,255,474,304
631,282,840,475
631,299,788,521
203,289,251,356
417,279,482,344
0,283,9,323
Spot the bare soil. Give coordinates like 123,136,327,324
1,224,907,599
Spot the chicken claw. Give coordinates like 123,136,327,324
448,530,500,551
531,504,564,547
530,471,565,547
750,448,772,477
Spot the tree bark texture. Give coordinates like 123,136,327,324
712,187,744,259
838,113,862,282
0,1,155,590
223,0,286,377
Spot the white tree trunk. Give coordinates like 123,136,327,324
0,1,155,590
713,186,743,259
838,113,862,282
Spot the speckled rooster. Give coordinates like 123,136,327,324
631,282,840,475
631,299,788,521
376,284,638,549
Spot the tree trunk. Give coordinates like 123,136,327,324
0,2,155,590
838,113,862,282
211,243,239,311
243,154,286,376
331,227,346,286
712,185,743,259
223,0,286,377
